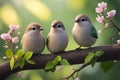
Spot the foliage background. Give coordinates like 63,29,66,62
0,0,120,80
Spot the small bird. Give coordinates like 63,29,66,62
21,23,45,54
72,14,98,49
46,20,68,53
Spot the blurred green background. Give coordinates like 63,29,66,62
0,0,120,80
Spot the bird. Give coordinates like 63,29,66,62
46,20,68,54
21,23,45,54
72,14,98,49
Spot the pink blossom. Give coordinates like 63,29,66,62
9,25,19,31
12,37,19,44
95,7,103,13
117,40,120,44
98,2,107,10
0,33,11,41
74,77,80,80
107,10,116,18
96,15,104,23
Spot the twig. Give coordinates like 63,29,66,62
62,62,90,80
100,26,113,33
109,19,120,31
109,30,119,44
108,19,120,44
100,13,120,44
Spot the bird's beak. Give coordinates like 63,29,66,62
52,25,56,28
51,23,56,28
40,28,43,30
75,19,79,22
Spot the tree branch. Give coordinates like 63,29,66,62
0,44,120,80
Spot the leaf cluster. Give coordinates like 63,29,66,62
45,56,70,72
84,51,104,67
6,49,35,70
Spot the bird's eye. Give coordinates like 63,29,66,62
81,19,85,21
57,24,61,28
32,27,36,30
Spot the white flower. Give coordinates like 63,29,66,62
98,30,102,34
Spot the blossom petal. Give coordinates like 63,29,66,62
107,10,116,18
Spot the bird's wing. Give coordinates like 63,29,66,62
90,25,98,38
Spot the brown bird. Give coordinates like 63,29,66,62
46,20,68,53
21,23,45,54
72,14,98,49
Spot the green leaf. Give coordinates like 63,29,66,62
24,52,33,59
14,62,19,69
52,56,61,65
15,49,24,58
95,51,104,57
54,56,62,62
26,59,35,64
91,57,97,67
45,60,54,70
45,56,62,71
60,59,70,66
18,59,25,68
10,56,15,70
101,62,114,73
52,59,59,66
45,66,56,72
48,56,62,66
84,52,94,64
6,49,13,58
50,66,56,72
